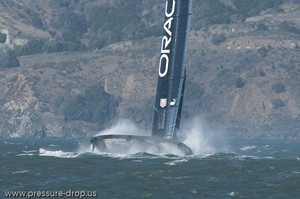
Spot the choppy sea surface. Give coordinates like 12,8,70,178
1,138,300,198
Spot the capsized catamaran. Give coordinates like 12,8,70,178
91,0,193,155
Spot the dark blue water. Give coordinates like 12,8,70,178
1,138,300,198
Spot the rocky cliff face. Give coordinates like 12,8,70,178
1,74,41,137
0,0,299,139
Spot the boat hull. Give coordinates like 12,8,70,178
91,135,192,156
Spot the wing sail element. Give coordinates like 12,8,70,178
91,0,193,156
152,0,192,139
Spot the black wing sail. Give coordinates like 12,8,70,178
91,0,193,155
152,0,192,139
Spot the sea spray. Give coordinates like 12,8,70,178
92,118,226,156
178,116,224,155
92,119,188,156
95,119,150,137
78,139,94,154
39,148,79,158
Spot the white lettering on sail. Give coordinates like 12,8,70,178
159,0,176,78
161,36,171,54
159,54,169,77
165,0,176,17
163,17,173,37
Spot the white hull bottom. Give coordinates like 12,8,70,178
91,135,192,156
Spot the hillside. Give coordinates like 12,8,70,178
0,0,299,139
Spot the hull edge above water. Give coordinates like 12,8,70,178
91,135,192,156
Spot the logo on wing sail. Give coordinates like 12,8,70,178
160,98,167,108
158,0,176,78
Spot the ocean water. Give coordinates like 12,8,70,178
1,138,300,199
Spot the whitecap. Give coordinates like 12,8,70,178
165,159,188,166
240,146,256,151
17,150,37,156
237,155,260,160
264,156,274,160
48,144,58,147
164,176,192,180
198,153,215,158
131,160,143,163
12,170,29,174
23,150,37,153
17,153,34,156
39,148,79,158
93,152,133,159
228,192,235,196
237,155,274,160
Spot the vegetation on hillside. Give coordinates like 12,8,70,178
272,83,286,94
0,32,6,43
192,0,284,28
0,0,299,139
1,0,289,55
84,1,160,49
64,84,118,129
0,48,20,68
